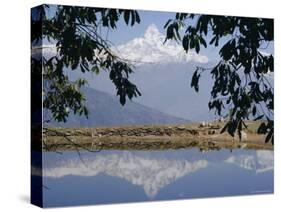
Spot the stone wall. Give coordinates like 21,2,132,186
45,125,221,138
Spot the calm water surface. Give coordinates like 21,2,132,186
33,148,273,207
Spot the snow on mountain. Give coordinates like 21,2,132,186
225,150,274,173
32,24,209,66
40,152,208,198
33,150,274,199
114,24,209,65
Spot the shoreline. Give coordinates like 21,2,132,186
41,122,273,151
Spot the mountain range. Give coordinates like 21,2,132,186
37,150,273,198
114,24,209,65
44,86,189,128
66,24,216,122
40,24,274,123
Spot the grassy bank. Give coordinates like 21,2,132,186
40,121,273,151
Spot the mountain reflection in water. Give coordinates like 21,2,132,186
34,148,273,207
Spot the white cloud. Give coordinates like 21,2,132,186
114,23,209,65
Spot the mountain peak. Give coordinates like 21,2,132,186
40,152,209,198
116,24,209,65
144,24,161,39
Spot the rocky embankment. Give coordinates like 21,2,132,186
43,123,273,151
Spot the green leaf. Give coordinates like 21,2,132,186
195,40,200,53
220,122,229,134
238,120,242,141
130,11,135,26
254,114,264,121
91,66,100,74
265,128,273,143
164,19,172,29
209,36,216,45
199,36,207,48
191,70,200,92
135,12,140,23
166,25,174,40
257,122,267,134
182,35,189,52
80,64,86,73
124,11,130,25
252,105,257,116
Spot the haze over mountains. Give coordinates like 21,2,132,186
39,23,273,126
44,86,189,128
40,24,215,127
44,24,273,125
65,24,216,124
83,64,215,122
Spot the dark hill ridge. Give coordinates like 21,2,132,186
44,86,190,128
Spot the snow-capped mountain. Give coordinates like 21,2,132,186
32,24,209,66
114,24,209,65
33,150,274,199
41,152,208,198
225,150,274,173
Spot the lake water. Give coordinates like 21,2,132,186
32,148,274,207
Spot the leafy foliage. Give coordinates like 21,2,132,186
31,5,141,122
164,14,274,144
32,5,274,145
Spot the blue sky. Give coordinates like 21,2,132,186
39,5,274,122
43,5,273,62
104,10,222,61
103,9,273,61
107,10,175,44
